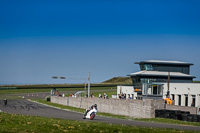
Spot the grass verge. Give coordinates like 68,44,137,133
0,112,198,133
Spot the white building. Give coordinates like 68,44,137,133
117,60,200,108
118,83,200,107
163,83,200,107
117,86,137,99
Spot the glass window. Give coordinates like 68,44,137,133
158,85,162,95
152,65,157,71
192,95,196,107
147,85,152,95
153,85,157,95
184,95,188,106
147,87,152,95
172,94,175,100
144,64,153,71
141,78,144,83
140,65,145,71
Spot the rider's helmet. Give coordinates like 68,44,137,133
94,104,97,108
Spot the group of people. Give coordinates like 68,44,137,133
99,93,108,99
51,88,63,97
118,93,127,99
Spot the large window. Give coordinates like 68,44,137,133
140,64,153,71
140,78,162,84
143,84,163,95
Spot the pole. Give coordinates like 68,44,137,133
88,72,90,98
167,71,170,96
84,78,86,93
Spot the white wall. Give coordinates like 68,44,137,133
117,86,137,99
162,83,200,107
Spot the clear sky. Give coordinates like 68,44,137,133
0,0,200,85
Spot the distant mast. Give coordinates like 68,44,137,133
88,72,90,97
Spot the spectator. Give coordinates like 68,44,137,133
90,93,94,98
4,99,7,106
128,94,132,99
124,93,126,99
191,102,195,107
104,93,108,99
99,94,102,98
55,90,59,96
118,94,121,99
121,93,124,99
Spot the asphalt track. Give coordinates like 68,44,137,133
1,99,200,131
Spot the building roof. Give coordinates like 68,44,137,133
128,71,196,78
135,60,193,65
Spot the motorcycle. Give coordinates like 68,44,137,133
83,107,98,120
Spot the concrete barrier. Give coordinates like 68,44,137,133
153,99,197,114
51,96,198,118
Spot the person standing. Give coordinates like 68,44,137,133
4,99,7,106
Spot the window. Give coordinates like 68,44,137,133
140,65,145,71
158,85,162,95
153,85,158,95
192,95,196,107
140,64,153,71
178,95,181,106
185,95,188,106
144,64,153,71
171,94,175,101
143,84,163,95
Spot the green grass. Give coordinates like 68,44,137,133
134,117,200,127
89,89,116,98
0,112,197,133
64,88,116,98
102,77,132,84
0,86,116,95
0,88,53,95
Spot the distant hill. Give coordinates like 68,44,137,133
102,77,132,84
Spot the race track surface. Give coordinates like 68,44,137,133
1,99,200,131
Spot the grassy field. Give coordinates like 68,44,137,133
0,112,198,133
0,83,117,89
0,86,116,96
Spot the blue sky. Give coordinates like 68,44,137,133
0,0,200,85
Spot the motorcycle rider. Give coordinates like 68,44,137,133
84,104,97,116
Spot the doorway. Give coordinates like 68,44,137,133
185,95,188,106
178,95,181,106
